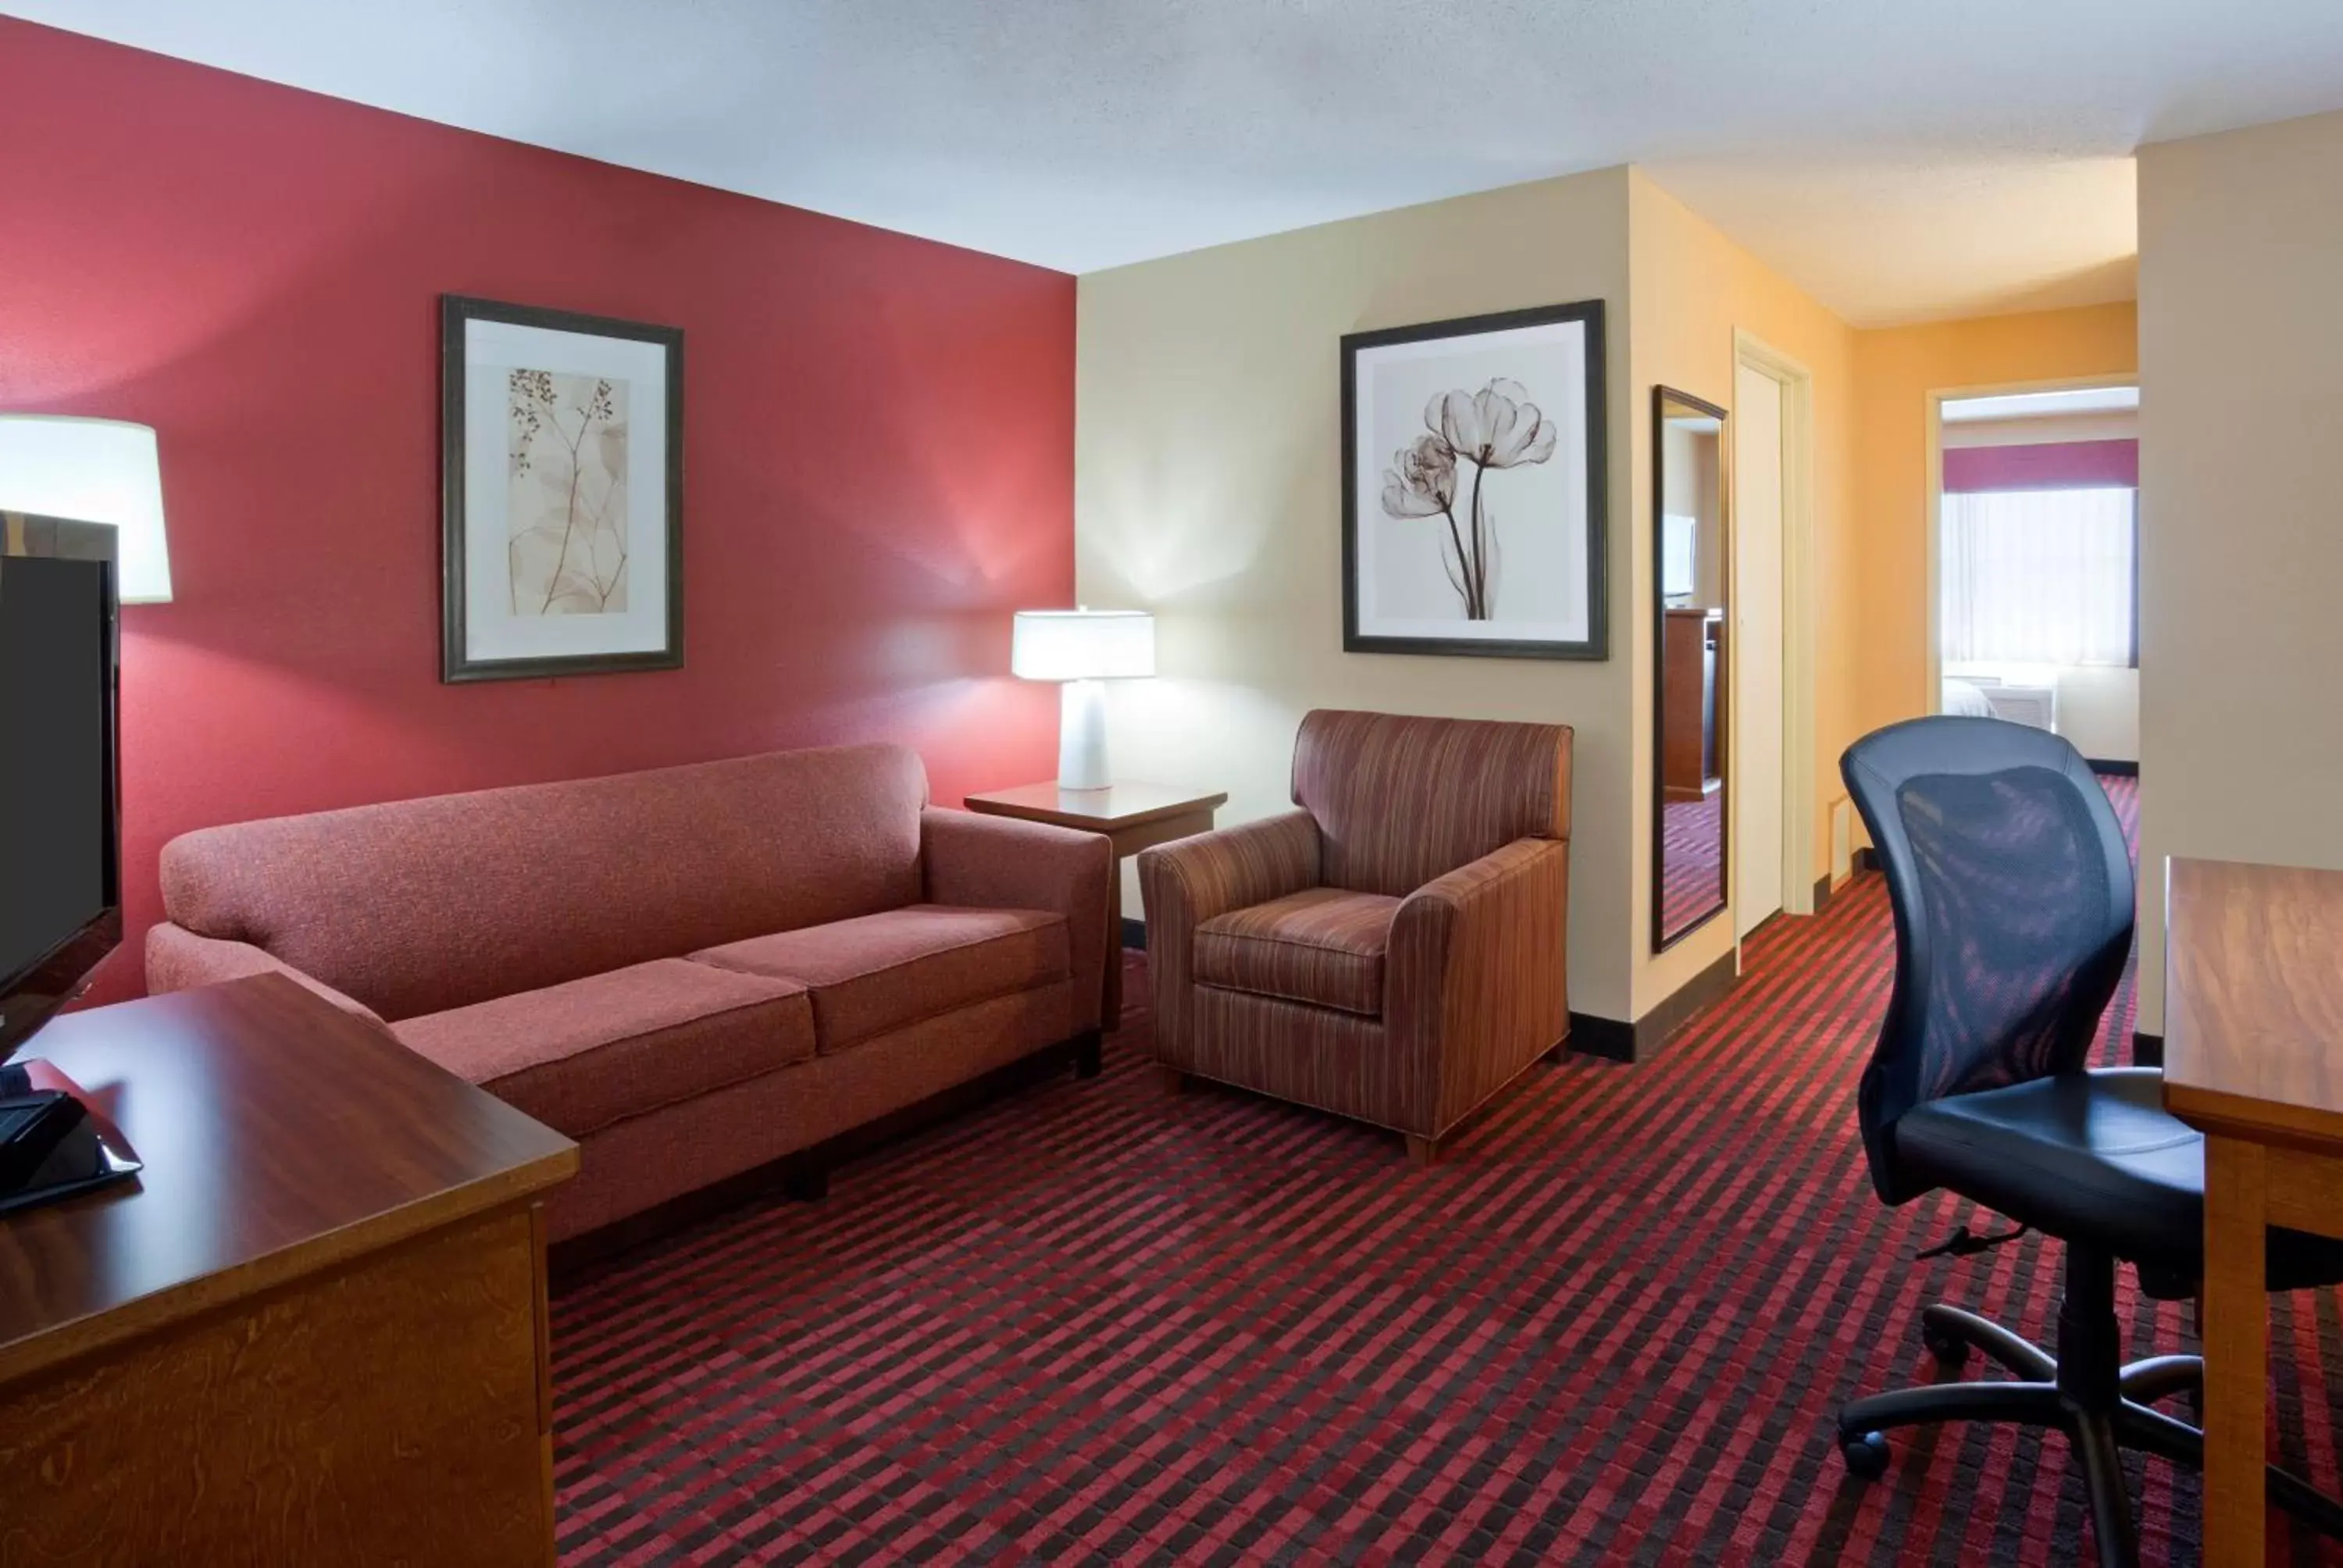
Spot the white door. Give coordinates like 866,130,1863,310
1734,362,1785,938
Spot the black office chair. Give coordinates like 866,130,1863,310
1835,715,2343,1568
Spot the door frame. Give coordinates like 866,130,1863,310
1924,372,2139,713
1731,330,1817,925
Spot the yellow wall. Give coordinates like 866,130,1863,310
1849,303,2138,739
2134,109,2343,1035
1625,173,1859,1014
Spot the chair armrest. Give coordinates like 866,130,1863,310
1134,810,1321,931
144,922,390,1028
1135,810,1321,1064
921,807,1115,1034
1386,836,1570,1134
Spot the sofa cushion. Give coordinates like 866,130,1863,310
391,959,815,1139
1193,887,1400,1017
691,904,1068,1053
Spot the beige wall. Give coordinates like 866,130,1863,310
2134,109,2343,1034
2054,668,2140,764
1076,169,1639,1017
1626,173,1859,1014
1076,165,1873,1025
1942,408,2138,448
1075,160,2161,1029
1850,303,2138,739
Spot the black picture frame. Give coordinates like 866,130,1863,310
1649,384,1731,954
1340,299,1608,661
440,294,684,683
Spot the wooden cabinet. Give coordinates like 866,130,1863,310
0,976,576,1566
1661,608,1724,803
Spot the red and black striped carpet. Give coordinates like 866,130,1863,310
1660,791,1725,935
550,774,2343,1565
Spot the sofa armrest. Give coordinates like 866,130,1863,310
1134,810,1321,1064
145,922,390,1028
920,807,1115,1034
1386,836,1569,1135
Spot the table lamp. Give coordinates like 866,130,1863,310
0,416,173,603
1011,608,1154,790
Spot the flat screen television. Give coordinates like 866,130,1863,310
0,513,121,1063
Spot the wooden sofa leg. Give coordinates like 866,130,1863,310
783,1162,829,1202
1157,1065,1190,1096
1405,1134,1440,1168
1070,1029,1104,1080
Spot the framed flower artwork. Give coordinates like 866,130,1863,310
440,294,684,682
1340,300,1607,660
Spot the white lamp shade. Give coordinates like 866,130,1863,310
1011,609,1154,681
0,416,172,603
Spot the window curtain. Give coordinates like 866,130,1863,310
1940,486,2135,666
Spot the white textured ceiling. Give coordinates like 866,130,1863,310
16,0,2343,324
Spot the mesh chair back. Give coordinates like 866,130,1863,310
1840,717,2134,1202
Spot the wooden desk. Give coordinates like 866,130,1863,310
0,975,577,1566
964,781,1227,1026
2163,857,2343,1566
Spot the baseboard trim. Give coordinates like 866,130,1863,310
2132,1031,2163,1067
1121,916,1147,950
1854,846,1880,875
2087,758,2139,777
1568,1013,1635,1062
1812,873,1834,912
1570,946,1739,1064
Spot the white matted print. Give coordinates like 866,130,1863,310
1342,301,1607,660
441,296,683,682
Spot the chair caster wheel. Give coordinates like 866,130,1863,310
1921,1322,1972,1369
1839,1431,1890,1480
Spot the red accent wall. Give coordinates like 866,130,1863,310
0,21,1075,1006
1943,439,2138,492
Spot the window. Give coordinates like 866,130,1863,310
1940,486,2137,667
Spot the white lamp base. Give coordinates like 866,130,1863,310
1057,679,1111,790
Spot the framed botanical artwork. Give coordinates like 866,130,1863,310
440,294,683,682
1341,300,1607,660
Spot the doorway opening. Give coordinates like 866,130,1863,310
1927,380,2140,775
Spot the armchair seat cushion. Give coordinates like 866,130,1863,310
692,904,1069,1053
1193,887,1399,1017
392,959,815,1139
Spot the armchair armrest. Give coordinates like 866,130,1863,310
1386,836,1570,1135
145,922,389,1029
921,807,1115,1034
1135,809,1321,1063
1135,809,1321,931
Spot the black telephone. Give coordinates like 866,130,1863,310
0,1070,105,1197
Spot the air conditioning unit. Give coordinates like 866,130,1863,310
1980,682,2058,732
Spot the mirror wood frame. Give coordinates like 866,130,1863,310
1651,384,1731,953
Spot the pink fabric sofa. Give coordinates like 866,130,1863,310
146,744,1114,1241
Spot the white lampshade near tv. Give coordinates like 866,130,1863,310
0,416,173,603
1011,608,1155,789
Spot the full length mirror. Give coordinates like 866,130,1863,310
1653,387,1729,950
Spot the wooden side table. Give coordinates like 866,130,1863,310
0,975,577,1566
2163,856,2343,1565
964,781,1227,1028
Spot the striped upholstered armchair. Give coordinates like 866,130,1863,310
1136,710,1572,1163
